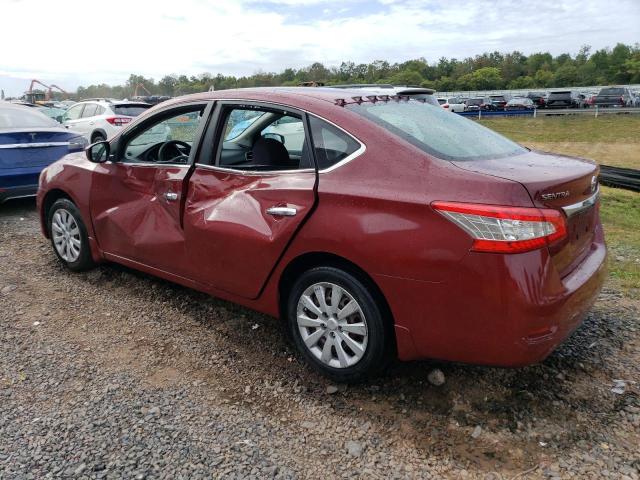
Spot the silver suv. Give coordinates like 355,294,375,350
61,99,151,143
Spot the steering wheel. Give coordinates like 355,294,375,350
158,140,191,163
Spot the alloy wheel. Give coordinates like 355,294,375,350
51,209,81,262
296,282,368,369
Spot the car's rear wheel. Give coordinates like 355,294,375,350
286,266,389,382
91,132,106,143
48,198,95,271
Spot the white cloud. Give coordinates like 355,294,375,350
0,0,638,95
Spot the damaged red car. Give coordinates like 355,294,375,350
37,88,607,381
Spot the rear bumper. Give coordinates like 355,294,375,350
377,224,607,366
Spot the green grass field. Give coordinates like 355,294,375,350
480,116,640,170
481,116,640,296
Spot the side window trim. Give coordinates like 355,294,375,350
114,101,213,166
199,100,315,174
306,114,366,173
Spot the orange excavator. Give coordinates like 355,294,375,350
24,79,70,103
133,82,151,97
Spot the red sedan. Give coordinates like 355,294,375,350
37,88,606,382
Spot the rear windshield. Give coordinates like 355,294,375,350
599,88,624,95
347,100,525,161
0,107,58,128
403,93,439,106
466,99,483,105
490,96,506,101
548,92,571,99
112,104,150,117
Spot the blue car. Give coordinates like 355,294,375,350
0,103,87,203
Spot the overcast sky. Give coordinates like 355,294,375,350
1,0,639,96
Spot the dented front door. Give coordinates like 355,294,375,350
90,163,191,274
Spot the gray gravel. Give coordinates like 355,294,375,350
1,198,639,479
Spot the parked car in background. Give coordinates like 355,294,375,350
464,97,495,111
36,88,606,381
546,91,584,109
594,87,635,108
584,94,597,108
526,92,546,108
36,105,68,123
0,103,86,202
489,95,509,110
61,99,153,143
505,98,535,111
437,97,465,112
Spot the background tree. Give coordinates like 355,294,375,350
72,42,639,99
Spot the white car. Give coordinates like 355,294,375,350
61,99,152,143
437,97,465,112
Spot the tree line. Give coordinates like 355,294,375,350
75,43,640,99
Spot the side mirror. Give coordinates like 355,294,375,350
263,132,285,144
56,115,64,123
86,141,110,163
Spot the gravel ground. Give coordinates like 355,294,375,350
1,198,639,479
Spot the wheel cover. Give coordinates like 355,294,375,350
296,282,368,369
51,209,81,262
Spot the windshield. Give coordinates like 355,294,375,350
346,100,526,161
112,104,150,117
599,88,624,95
0,107,59,128
224,110,266,140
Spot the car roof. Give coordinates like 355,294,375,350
0,102,38,111
155,87,436,113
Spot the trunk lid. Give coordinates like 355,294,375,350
0,129,77,169
452,150,600,276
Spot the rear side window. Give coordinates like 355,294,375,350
95,105,106,115
308,116,361,170
113,105,150,117
347,100,525,161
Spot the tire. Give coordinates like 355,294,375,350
91,132,106,143
48,198,95,272
286,266,390,382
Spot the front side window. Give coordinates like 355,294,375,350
122,106,205,164
216,106,309,171
347,100,525,161
81,104,98,118
64,104,83,121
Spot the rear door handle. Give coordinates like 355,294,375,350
266,206,297,217
164,192,178,202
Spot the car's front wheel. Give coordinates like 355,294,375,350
286,266,390,382
48,198,95,271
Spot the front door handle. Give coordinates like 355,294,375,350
164,192,178,202
266,206,297,217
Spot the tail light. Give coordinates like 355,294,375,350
620,96,625,105
443,104,449,108
105,116,132,126
432,202,567,253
